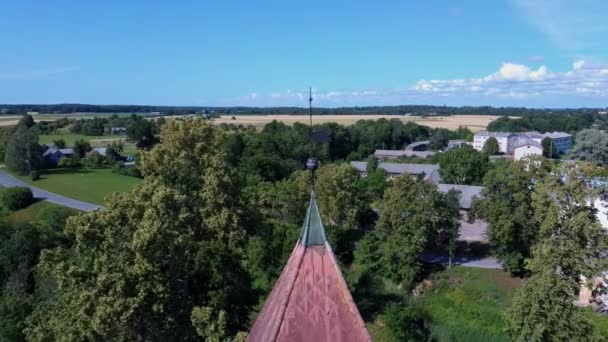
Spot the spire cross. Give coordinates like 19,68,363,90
306,87,318,191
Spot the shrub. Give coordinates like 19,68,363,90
57,156,80,169
81,152,105,168
30,170,40,181
1,187,34,211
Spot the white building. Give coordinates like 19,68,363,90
473,131,514,153
513,141,543,161
473,131,572,155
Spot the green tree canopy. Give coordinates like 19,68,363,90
435,145,489,185
470,160,542,275
25,119,253,341
506,162,608,341
5,125,42,175
363,174,455,286
72,139,92,158
568,129,608,164
482,137,499,155
429,129,450,151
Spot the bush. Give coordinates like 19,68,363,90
384,300,431,342
57,156,80,169
1,187,34,211
30,170,40,181
81,152,105,168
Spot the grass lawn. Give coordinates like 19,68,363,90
5,167,142,205
38,133,138,152
7,200,79,223
422,267,522,342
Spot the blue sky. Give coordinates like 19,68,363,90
1,0,607,107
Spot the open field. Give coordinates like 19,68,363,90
40,133,124,146
5,168,142,205
212,114,500,132
1,113,501,131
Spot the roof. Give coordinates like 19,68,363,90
43,147,74,157
247,192,371,342
437,184,484,209
59,148,74,155
475,131,514,138
373,149,435,158
512,139,542,149
405,140,430,150
351,161,438,175
542,131,572,139
90,147,107,156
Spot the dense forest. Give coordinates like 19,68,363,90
1,103,605,116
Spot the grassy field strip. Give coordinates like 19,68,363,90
4,168,142,205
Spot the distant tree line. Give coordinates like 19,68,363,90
1,103,605,117
487,112,608,133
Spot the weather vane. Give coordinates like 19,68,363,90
306,87,330,191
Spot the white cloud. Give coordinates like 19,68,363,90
410,60,608,99
235,60,608,107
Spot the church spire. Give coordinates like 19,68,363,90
247,88,371,342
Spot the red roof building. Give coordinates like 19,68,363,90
247,193,372,342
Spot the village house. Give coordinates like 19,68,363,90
42,147,74,166
350,161,441,184
373,149,435,159
437,184,488,242
110,127,127,135
512,140,543,161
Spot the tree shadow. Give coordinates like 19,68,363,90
42,168,96,176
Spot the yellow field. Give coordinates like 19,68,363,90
212,114,500,132
0,113,502,132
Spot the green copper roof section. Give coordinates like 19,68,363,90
300,192,327,246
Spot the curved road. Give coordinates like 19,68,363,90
0,170,102,212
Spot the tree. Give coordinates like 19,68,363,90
434,145,489,185
568,129,608,164
429,129,449,151
506,269,601,342
72,139,92,158
1,187,34,211
506,162,608,341
25,119,253,341
18,114,35,128
384,300,430,342
441,190,461,268
371,175,449,285
52,139,66,149
470,160,541,275
541,137,554,158
482,137,499,155
316,163,375,264
127,115,158,149
5,126,42,175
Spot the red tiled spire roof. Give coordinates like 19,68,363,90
247,193,372,342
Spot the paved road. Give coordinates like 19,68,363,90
0,170,102,212
421,252,502,269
